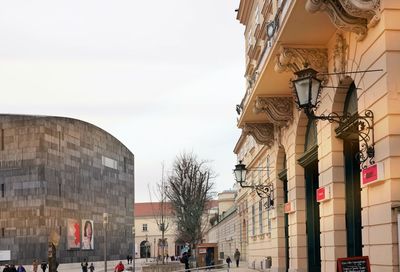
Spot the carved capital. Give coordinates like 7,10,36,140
243,123,275,146
274,47,328,82
305,0,380,41
254,97,293,126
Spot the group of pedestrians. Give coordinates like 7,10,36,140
80,259,94,272
2,260,49,272
225,248,241,269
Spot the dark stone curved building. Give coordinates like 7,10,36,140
0,114,134,263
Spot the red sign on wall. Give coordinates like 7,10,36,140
316,187,326,202
284,202,291,213
362,163,383,187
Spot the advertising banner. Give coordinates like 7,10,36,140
81,219,94,250
67,219,81,249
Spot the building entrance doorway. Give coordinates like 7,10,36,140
140,240,150,258
298,120,321,272
336,82,363,256
305,160,321,272
278,152,289,272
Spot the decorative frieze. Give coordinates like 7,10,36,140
305,0,380,41
243,123,275,147
253,97,293,126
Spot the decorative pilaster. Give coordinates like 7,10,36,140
243,123,275,147
253,97,293,127
305,0,380,41
274,47,328,82
333,33,348,82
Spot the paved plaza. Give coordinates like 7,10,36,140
2,259,254,272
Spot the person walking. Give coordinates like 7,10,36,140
114,261,124,272
226,256,232,268
32,260,38,272
2,264,10,272
181,252,190,272
81,259,88,272
234,249,240,267
16,265,25,272
40,262,47,272
89,263,95,272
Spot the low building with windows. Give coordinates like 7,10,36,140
0,114,134,263
233,0,400,271
135,200,219,260
134,202,177,259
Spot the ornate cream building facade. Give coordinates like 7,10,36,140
233,0,400,271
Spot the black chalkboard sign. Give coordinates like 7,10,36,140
337,256,370,272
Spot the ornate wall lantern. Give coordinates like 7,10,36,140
292,67,375,170
234,160,274,208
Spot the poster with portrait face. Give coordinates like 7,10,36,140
67,219,80,249
81,219,94,250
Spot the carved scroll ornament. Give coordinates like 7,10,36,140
243,123,275,147
305,0,380,41
274,47,328,83
253,97,293,127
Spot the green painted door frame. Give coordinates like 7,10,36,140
344,139,362,257
305,160,321,272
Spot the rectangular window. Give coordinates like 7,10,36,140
58,183,61,197
259,201,263,234
252,205,255,236
1,184,4,197
267,210,272,233
1,129,4,150
142,224,148,232
102,156,118,169
58,131,61,152
1,227,4,237
123,157,127,173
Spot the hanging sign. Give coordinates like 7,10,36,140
362,163,384,187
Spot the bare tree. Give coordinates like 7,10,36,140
148,163,170,264
165,152,215,255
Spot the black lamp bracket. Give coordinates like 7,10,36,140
238,181,273,198
306,109,375,170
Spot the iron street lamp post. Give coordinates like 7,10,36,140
103,213,108,272
132,226,135,272
145,235,149,262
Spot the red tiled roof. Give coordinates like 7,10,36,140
135,202,174,217
135,200,218,217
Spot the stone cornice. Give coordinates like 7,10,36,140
243,123,275,147
253,97,293,127
305,0,380,41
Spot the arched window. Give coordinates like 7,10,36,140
344,82,358,116
305,120,317,152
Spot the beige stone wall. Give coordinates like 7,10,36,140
135,216,177,258
234,1,400,271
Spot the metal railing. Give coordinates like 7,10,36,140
173,264,230,272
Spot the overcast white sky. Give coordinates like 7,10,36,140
0,1,245,202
